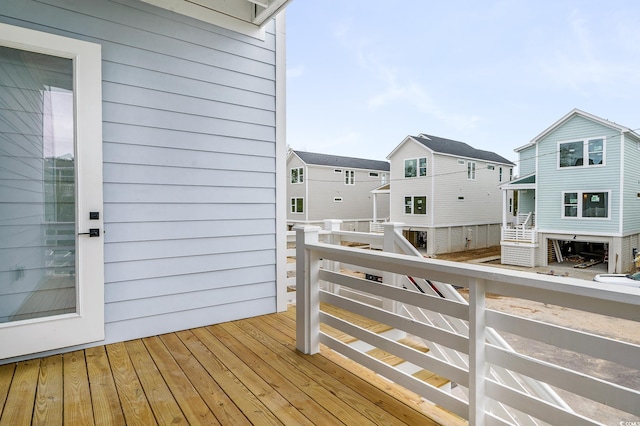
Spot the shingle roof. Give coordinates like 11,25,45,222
412,134,514,165
293,150,390,171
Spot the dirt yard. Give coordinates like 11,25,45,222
431,246,501,262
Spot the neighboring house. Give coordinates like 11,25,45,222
500,109,640,273
287,150,390,231
0,0,291,362
387,133,514,255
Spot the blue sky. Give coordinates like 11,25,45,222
285,1,640,170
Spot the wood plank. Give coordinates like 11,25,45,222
105,342,157,426
248,313,441,425
175,329,281,426
85,346,126,425
0,363,16,417
0,360,39,426
213,322,354,425
158,333,251,426
322,303,394,334
33,355,63,426
63,351,94,425
188,327,311,425
233,317,401,425
123,340,186,425
276,308,467,426
142,336,220,425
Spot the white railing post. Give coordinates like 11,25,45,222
382,222,404,313
295,225,321,354
469,277,487,425
323,220,342,294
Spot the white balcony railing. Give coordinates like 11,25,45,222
294,223,640,425
501,227,537,243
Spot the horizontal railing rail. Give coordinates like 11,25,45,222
296,225,640,425
501,227,536,243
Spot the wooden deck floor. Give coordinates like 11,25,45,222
0,306,466,425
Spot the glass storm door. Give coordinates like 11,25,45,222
0,24,104,360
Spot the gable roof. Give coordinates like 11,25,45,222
291,150,390,171
515,108,640,152
392,133,514,165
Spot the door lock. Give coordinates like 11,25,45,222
79,229,100,237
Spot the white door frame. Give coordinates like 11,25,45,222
0,23,104,360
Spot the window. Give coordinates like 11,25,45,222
369,172,379,177
487,164,495,170
457,159,465,165
467,161,476,180
381,173,388,185
509,168,513,181
559,138,605,168
290,167,303,183
562,191,609,218
334,169,342,173
290,197,304,213
333,197,343,202
404,196,427,215
345,170,355,185
499,167,503,182
458,196,465,201
563,192,578,217
404,157,427,178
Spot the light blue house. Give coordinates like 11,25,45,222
500,109,640,273
0,0,291,362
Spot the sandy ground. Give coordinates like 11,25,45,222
433,246,640,425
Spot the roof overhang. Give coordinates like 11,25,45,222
140,0,292,38
500,173,536,190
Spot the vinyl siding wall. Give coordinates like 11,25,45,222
305,165,387,222
389,140,433,227
622,133,640,235
1,0,280,346
431,155,507,226
536,115,621,234
517,145,536,177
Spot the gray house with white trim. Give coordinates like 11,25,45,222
287,150,390,231
0,0,291,362
387,133,514,255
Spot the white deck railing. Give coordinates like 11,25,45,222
294,223,640,425
501,227,537,243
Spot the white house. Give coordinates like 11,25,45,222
500,109,640,273
387,133,514,255
0,0,291,362
287,150,390,231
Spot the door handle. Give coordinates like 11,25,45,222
79,229,100,237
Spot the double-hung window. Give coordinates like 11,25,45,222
404,196,427,215
290,197,304,213
345,170,355,185
290,167,303,184
467,161,476,180
559,138,605,167
562,191,609,218
404,157,427,178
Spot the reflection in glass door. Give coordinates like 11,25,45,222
0,46,76,323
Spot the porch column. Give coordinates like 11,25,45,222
469,277,488,425
372,193,378,222
295,225,321,354
502,189,508,229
